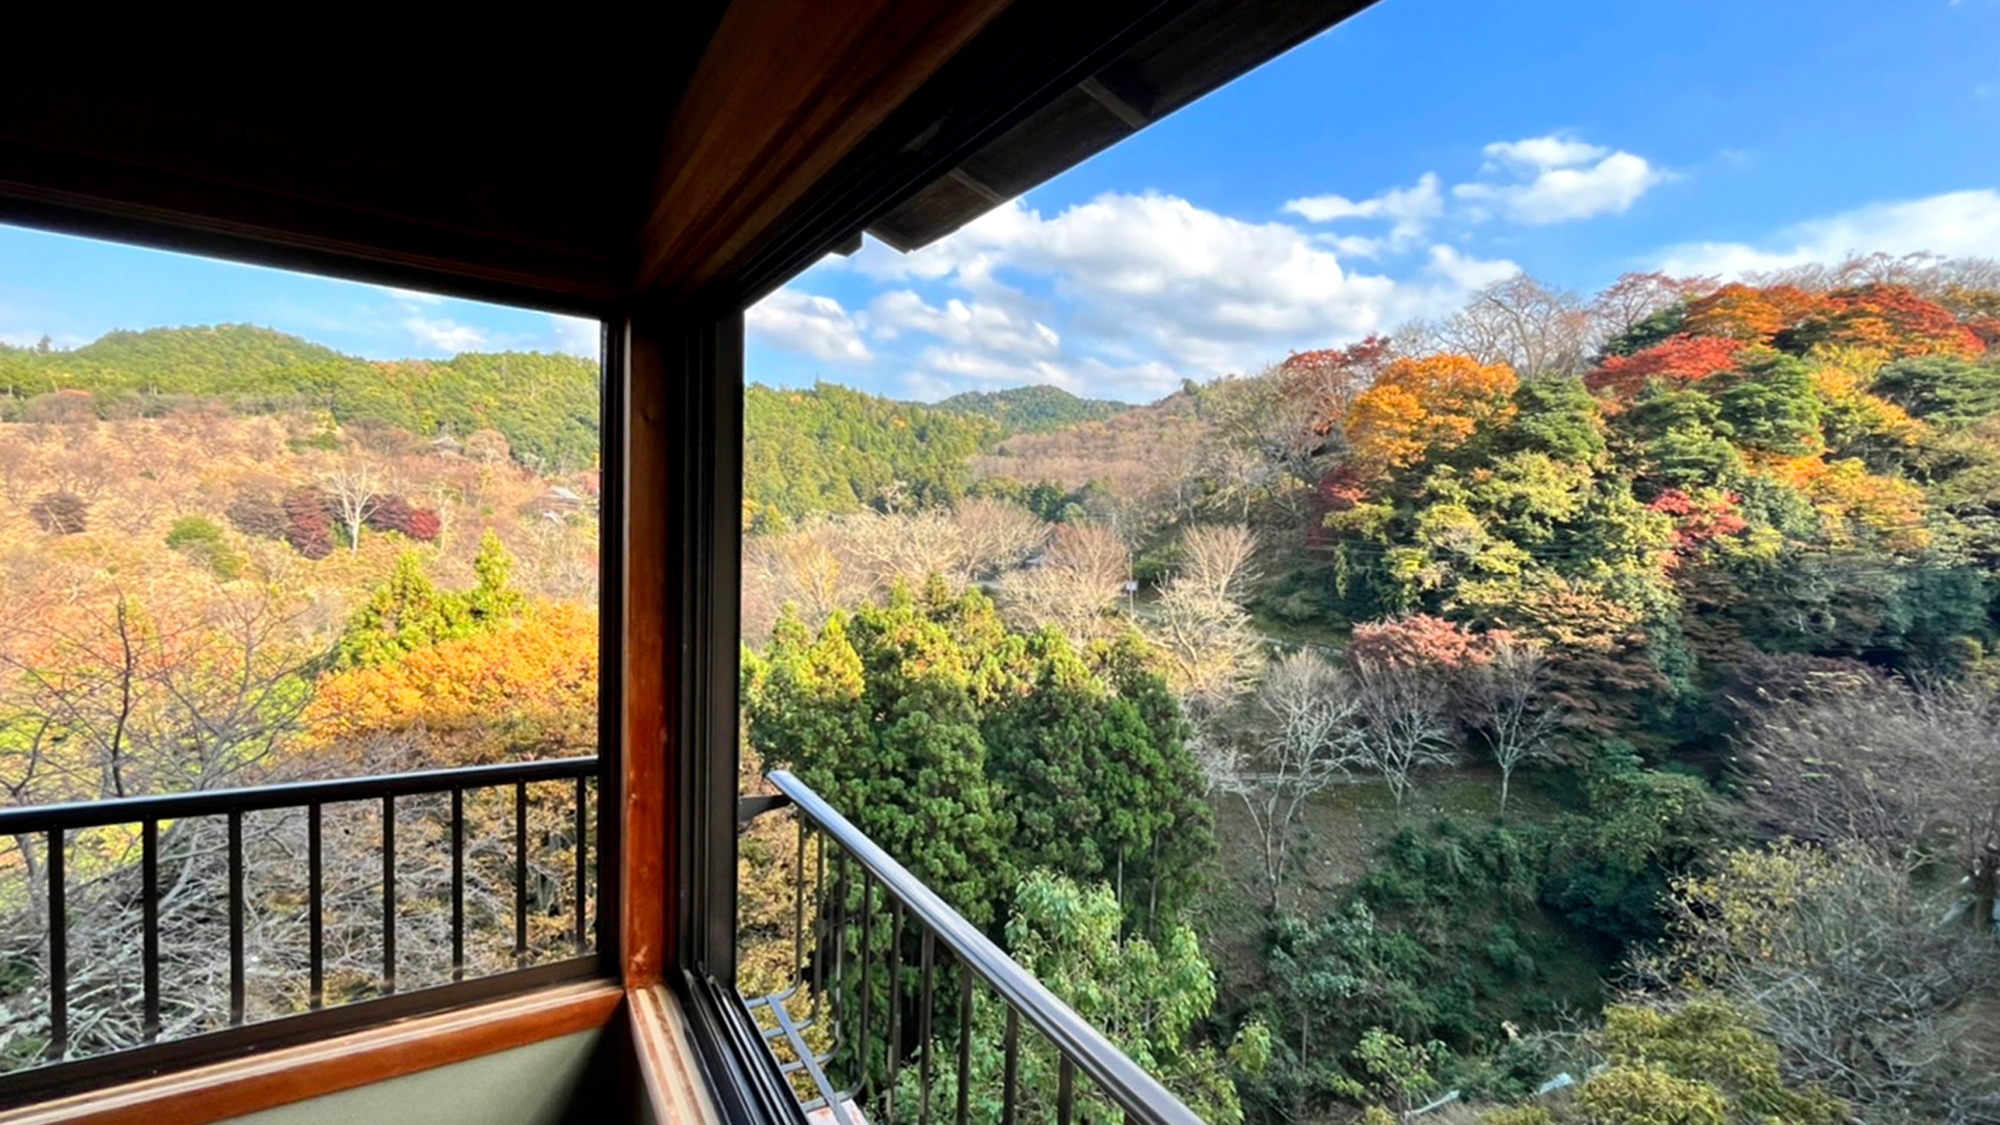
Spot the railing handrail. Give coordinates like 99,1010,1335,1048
764,769,1210,1125
0,756,601,833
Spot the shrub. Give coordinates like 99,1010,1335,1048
29,491,87,534
1577,1063,1725,1125
165,515,243,580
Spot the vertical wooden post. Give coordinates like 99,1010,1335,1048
615,300,744,991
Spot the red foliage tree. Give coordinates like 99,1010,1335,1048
365,494,415,534
283,487,335,560
1648,489,1749,560
1585,334,1746,399
405,508,442,543
1347,613,1511,673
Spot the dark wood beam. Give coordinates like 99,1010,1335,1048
635,0,1018,296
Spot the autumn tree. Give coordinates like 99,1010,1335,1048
1461,640,1561,813
1343,354,1519,473
28,491,86,534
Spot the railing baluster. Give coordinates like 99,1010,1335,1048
308,801,323,1010
885,899,903,1122
810,835,826,1019
956,966,973,1125
573,775,588,954
514,779,527,962
451,787,465,982
858,873,874,1097
381,795,396,994
47,826,65,1062
1058,1056,1076,1125
918,931,935,1125
1002,1007,1020,1125
142,818,159,1042
228,810,245,1024
793,814,806,982
832,850,849,1041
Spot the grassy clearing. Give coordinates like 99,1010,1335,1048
1198,764,1607,1027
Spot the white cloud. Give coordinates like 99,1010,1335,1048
1656,189,2000,277
848,191,1509,398
864,291,1060,357
746,290,873,365
1282,173,1444,255
404,315,487,353
1454,135,1669,224
549,314,600,358
1479,136,1609,172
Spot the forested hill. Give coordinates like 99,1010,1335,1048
743,381,998,529
932,384,1129,434
0,325,600,470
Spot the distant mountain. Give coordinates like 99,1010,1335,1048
744,382,998,528
0,325,601,471
931,385,1130,435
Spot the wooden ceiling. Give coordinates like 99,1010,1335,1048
0,0,1375,316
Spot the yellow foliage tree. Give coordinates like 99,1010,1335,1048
302,602,597,766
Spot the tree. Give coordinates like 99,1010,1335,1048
1734,671,2000,932
1218,650,1360,912
1344,354,1519,473
1401,275,1593,380
1463,640,1561,812
999,523,1129,644
1586,335,1745,400
335,537,524,669
1348,658,1456,813
1644,844,1997,1122
322,464,385,551
896,871,1256,1125
1144,532,1265,721
226,492,289,540
744,590,1014,925
282,487,335,559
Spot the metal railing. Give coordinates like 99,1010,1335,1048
0,757,601,1097
739,769,1207,1125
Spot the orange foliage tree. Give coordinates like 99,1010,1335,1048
1343,354,1518,472
1682,284,1825,343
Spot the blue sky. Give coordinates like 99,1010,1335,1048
4,0,1998,403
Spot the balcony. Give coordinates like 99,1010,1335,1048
0,764,1199,1125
